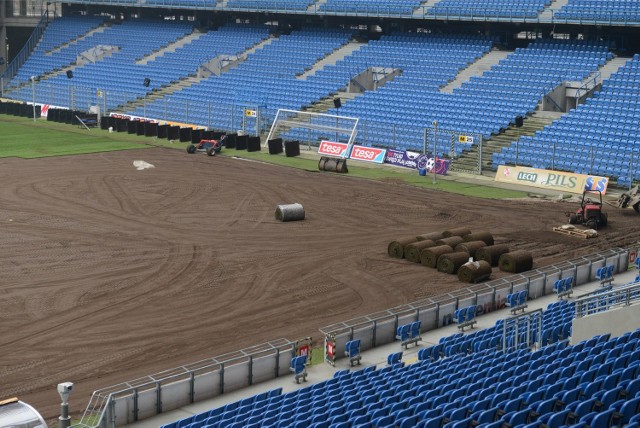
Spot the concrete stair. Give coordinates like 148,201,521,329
46,22,109,55
297,40,364,80
450,111,563,174
539,0,571,19
137,30,205,65
412,0,442,16
598,56,630,81
307,0,328,13
440,49,511,93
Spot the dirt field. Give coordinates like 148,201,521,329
1,147,639,423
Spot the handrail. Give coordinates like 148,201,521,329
575,71,601,100
574,281,640,318
0,11,49,95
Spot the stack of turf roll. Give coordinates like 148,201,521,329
442,227,472,238
405,240,437,263
455,241,487,258
475,244,510,267
458,260,492,283
420,245,454,268
387,237,418,259
499,250,534,273
462,231,494,246
416,231,444,242
436,236,465,248
437,252,472,274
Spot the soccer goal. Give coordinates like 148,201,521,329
265,109,359,157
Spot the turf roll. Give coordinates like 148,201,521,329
458,260,493,283
499,250,534,273
475,244,510,267
405,240,437,263
463,231,495,246
388,237,418,259
416,231,444,242
420,245,454,268
275,203,305,222
436,236,465,248
437,252,472,274
442,227,472,238
455,240,487,258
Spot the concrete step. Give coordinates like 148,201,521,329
440,49,511,93
307,0,328,13
137,30,204,65
539,0,571,19
412,0,442,16
46,23,109,55
298,40,364,81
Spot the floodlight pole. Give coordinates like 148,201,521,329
432,120,438,184
31,76,36,121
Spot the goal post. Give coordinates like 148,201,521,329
265,109,359,158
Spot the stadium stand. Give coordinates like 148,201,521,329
427,0,551,19
225,0,314,11
555,0,640,22
319,0,422,15
492,54,640,184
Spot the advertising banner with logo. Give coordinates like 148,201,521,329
384,149,450,175
349,145,387,164
318,140,349,158
495,165,609,195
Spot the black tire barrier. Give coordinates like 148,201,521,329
211,131,225,140
268,138,283,155
442,227,472,238
136,121,146,136
438,252,472,274
458,260,492,283
275,203,305,222
225,133,237,149
499,250,533,273
116,118,128,132
127,120,138,134
475,244,510,267
157,124,168,138
65,110,76,124
0,101,6,114
20,104,31,117
420,245,454,268
191,128,203,145
247,136,261,152
168,125,180,140
46,108,57,121
179,127,192,142
236,135,248,150
284,140,300,157
100,116,110,130
387,237,418,259
144,122,158,137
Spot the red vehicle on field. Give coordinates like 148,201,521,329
186,138,223,156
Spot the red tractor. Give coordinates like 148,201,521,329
567,189,608,230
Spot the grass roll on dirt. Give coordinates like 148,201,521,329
416,231,444,242
436,236,465,248
458,260,492,283
388,237,418,259
437,252,472,274
442,227,472,238
420,245,454,268
455,240,487,258
405,240,437,263
499,250,534,273
475,244,510,267
463,231,494,246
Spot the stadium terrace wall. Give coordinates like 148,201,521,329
74,247,637,428
319,247,634,361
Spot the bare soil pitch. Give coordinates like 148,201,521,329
1,148,638,423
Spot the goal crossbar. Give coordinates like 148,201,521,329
265,108,359,157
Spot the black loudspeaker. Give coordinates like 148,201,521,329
136,121,146,136
236,135,248,150
515,115,524,127
284,140,300,157
247,136,261,152
179,127,192,142
168,125,181,140
157,124,169,138
127,120,138,134
225,133,237,149
333,98,341,109
66,70,73,79
144,122,158,137
268,138,283,155
191,128,203,145
143,77,150,87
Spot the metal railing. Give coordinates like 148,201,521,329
574,71,602,100
575,281,640,318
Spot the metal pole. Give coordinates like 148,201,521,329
59,402,70,428
208,102,211,129
31,77,36,121
552,142,556,170
423,128,427,155
432,120,438,184
630,152,634,191
515,139,519,166
143,96,146,119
